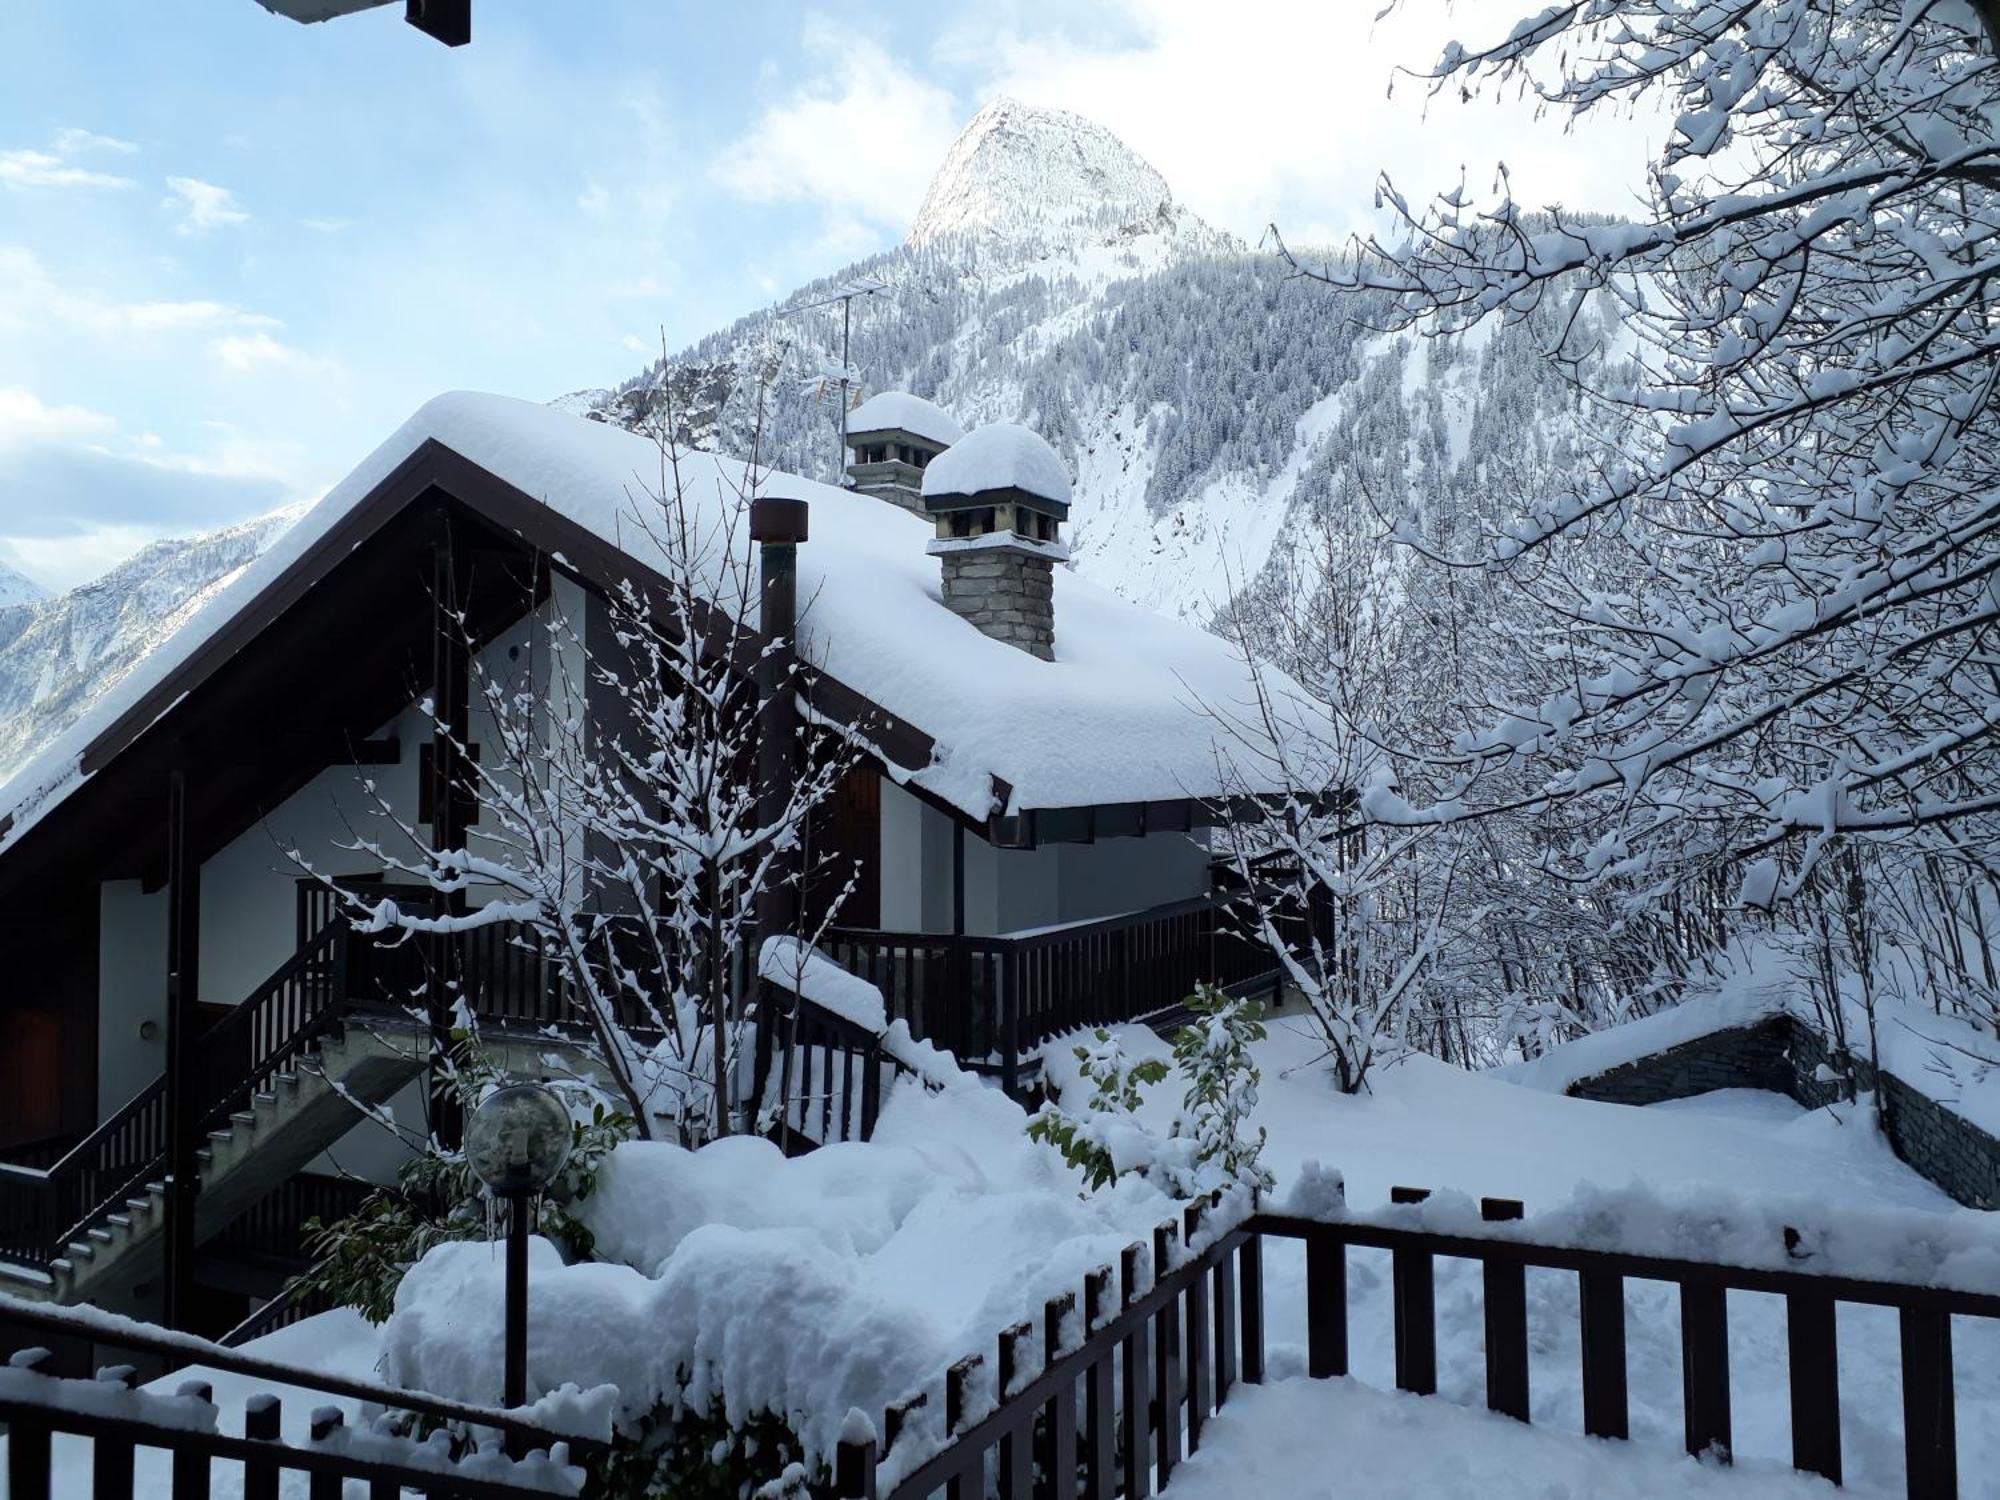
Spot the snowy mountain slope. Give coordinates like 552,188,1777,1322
0,561,46,610
586,99,1632,624
0,505,305,783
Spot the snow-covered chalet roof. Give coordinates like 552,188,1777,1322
846,391,964,449
922,423,1072,510
0,393,1331,853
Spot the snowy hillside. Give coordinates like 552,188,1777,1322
0,561,46,610
0,505,304,783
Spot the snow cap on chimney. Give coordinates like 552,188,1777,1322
920,423,1069,662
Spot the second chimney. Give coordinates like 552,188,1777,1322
919,423,1069,661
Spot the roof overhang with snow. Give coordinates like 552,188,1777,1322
0,393,1334,899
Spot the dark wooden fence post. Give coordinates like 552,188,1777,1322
1389,1187,1437,1396
1787,1291,1841,1484
1183,1203,1210,1451
1240,1230,1265,1386
1480,1198,1530,1422
1084,1266,1117,1500
945,1354,983,1500
1579,1267,1629,1440
835,1430,879,1500
6,1350,54,1500
1306,1224,1348,1378
308,1409,346,1500
1152,1223,1182,1485
1043,1291,1079,1494
1679,1279,1731,1462
244,1392,283,1500
1900,1306,1955,1500
998,1319,1035,1500
174,1378,216,1500
92,1365,140,1499
1119,1243,1154,1500
1213,1224,1238,1406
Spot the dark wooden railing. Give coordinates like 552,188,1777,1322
827,892,1294,1094
836,1192,2000,1500
0,1299,601,1498
0,922,350,1274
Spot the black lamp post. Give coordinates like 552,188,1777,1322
464,1081,572,1411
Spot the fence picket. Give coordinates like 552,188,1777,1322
1787,1291,1842,1483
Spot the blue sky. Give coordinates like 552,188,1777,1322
0,1,1654,591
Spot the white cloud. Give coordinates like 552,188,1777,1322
714,17,961,229
164,175,251,233
209,330,329,374
0,386,117,448
301,215,350,233
51,126,139,156
0,246,276,338
0,148,134,191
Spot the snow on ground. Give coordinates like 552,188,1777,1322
1045,1018,2000,1495
1164,1376,1860,1499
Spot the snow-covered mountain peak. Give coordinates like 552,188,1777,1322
908,98,1227,260
0,561,47,610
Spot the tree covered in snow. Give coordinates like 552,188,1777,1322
304,359,859,1144
1234,0,2000,1063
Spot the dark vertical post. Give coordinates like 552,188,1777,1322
1119,1243,1153,1500
6,1351,53,1500
1390,1187,1435,1395
309,1409,344,1500
1306,1229,1348,1378
1480,1198,1529,1422
427,516,467,1150
173,1379,214,1499
1680,1279,1732,1462
90,1367,138,1500
1787,1293,1841,1484
998,1319,1034,1500
1239,1231,1265,1386
1900,1306,1954,1500
946,1354,982,1500
750,496,809,1141
1001,950,1020,1098
1152,1223,1182,1484
1043,1292,1078,1497
244,1393,282,1500
1183,1204,1210,1451
1213,1226,1238,1405
1579,1268,1629,1440
504,1190,531,1415
834,1432,878,1500
163,761,202,1331
1084,1267,1116,1500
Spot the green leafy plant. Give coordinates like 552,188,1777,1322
1028,1028,1168,1190
1028,987,1272,1199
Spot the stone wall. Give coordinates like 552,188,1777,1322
940,547,1055,660
1566,1013,1999,1209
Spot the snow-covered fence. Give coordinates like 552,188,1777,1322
0,1297,602,1498
835,1196,1258,1499
836,1189,1998,1500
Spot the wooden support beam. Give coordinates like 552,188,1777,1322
162,762,202,1331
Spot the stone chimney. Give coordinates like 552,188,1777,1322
844,391,965,513
920,423,1069,661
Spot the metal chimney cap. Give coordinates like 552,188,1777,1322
749,496,810,544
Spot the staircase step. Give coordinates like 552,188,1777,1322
106,1213,131,1230
126,1198,153,1212
195,1149,214,1167
230,1111,258,1127
65,1242,95,1261
49,1257,75,1278
253,1091,277,1106
87,1228,113,1246
207,1129,235,1144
